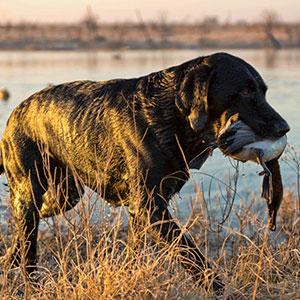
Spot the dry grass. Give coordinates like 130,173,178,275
0,151,300,299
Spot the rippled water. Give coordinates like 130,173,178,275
0,49,299,223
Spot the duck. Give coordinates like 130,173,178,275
215,113,287,231
0,88,10,101
217,113,287,165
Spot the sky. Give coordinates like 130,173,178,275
0,0,299,24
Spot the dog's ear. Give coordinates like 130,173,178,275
176,63,212,132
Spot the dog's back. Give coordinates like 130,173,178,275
1,78,147,205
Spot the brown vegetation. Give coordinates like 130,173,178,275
0,146,300,299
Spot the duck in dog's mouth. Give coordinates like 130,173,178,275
216,113,288,231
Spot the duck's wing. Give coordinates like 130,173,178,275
224,127,259,155
218,122,263,156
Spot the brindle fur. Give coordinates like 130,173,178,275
0,53,289,290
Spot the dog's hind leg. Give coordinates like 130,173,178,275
0,138,48,273
39,158,84,218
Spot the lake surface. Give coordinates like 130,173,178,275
0,49,299,224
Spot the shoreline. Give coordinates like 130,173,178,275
1,41,300,52
1,39,300,52
1,22,300,51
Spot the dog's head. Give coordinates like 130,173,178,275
175,52,290,140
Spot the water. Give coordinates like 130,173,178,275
0,49,299,224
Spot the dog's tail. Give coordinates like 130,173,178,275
0,152,4,176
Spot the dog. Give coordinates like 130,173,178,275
0,52,289,291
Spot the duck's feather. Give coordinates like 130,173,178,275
218,120,263,155
264,159,283,231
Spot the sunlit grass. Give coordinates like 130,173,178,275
0,146,300,299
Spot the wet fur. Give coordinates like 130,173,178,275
0,53,289,290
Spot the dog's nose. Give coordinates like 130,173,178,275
274,121,290,137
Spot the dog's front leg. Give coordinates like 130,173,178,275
129,197,223,292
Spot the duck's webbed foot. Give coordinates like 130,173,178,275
256,149,273,203
256,149,271,177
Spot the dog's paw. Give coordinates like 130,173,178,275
193,270,224,295
211,274,225,295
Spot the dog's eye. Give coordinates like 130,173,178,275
241,89,249,96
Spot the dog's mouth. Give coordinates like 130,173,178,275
219,111,289,141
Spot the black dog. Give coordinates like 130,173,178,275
0,53,289,290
